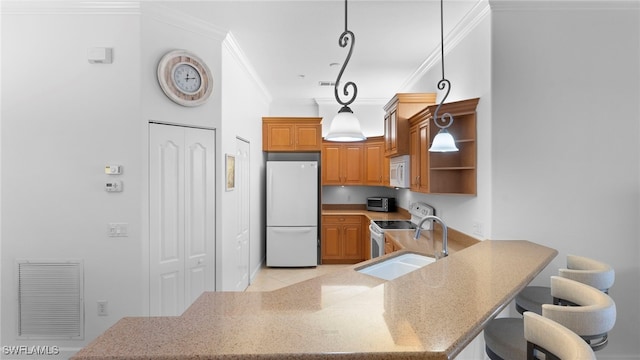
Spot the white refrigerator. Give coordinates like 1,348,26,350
266,161,318,267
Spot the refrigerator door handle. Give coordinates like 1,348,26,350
267,167,273,222
272,227,314,233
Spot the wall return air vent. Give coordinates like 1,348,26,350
16,260,84,339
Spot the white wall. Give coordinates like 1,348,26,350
1,2,236,355
491,3,640,359
220,34,270,290
1,5,143,356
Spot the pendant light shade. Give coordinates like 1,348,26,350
325,106,366,142
324,0,366,142
429,128,458,152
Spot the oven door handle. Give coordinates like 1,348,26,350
369,224,384,236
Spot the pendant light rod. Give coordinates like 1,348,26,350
433,0,453,131
334,0,357,108
429,0,458,152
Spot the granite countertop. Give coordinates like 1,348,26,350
73,235,557,359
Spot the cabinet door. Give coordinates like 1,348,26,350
342,224,363,260
265,123,294,151
342,144,364,185
364,141,384,185
295,124,321,151
322,144,342,185
418,122,430,192
389,110,397,154
321,224,342,260
383,114,391,153
409,125,420,191
382,155,390,186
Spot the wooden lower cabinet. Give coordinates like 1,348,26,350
321,215,365,264
384,233,400,255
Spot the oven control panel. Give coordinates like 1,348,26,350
409,202,435,230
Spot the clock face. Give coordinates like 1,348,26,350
173,63,202,94
157,50,213,107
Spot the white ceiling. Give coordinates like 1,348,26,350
162,0,479,105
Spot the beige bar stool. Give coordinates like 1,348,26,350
484,276,616,360
524,312,596,360
516,254,614,314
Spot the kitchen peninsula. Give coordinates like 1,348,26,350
73,230,556,360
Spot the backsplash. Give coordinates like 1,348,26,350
322,186,417,210
321,186,398,204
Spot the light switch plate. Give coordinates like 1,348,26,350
107,223,128,237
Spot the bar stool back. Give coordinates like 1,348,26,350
516,255,614,314
524,312,596,360
484,276,616,360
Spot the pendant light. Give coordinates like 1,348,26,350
324,0,366,142
429,0,458,152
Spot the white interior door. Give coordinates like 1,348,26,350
234,137,250,291
149,123,215,316
184,129,215,305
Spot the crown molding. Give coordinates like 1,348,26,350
0,1,141,15
398,0,491,92
142,3,227,41
489,0,640,11
223,32,273,104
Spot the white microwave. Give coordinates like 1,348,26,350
389,155,410,188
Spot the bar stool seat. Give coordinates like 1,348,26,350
515,286,553,314
484,318,526,360
516,254,614,314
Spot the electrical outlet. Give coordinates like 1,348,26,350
472,221,484,237
97,301,108,316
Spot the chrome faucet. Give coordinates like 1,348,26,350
414,215,449,258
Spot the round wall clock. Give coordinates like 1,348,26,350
157,50,213,107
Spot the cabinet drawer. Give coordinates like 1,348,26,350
322,215,362,225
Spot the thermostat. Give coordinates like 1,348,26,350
105,165,122,175
105,180,123,192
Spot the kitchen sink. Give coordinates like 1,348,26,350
357,253,436,281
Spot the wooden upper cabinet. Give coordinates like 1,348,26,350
262,117,322,152
364,137,385,186
408,98,479,195
342,144,364,185
383,93,437,157
322,137,387,186
322,142,363,185
409,125,421,191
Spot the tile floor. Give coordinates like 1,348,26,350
245,264,351,292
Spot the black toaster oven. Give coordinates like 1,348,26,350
366,197,396,212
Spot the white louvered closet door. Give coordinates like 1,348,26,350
149,124,215,316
